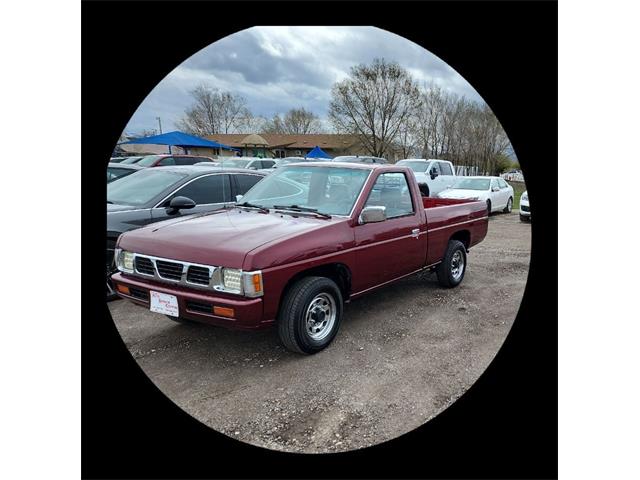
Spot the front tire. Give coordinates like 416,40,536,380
503,197,513,213
436,240,467,288
277,276,343,354
486,199,492,216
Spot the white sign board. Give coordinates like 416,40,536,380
149,291,179,317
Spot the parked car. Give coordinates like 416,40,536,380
123,154,217,167
219,157,276,170
519,190,530,221
193,161,221,167
118,156,146,164
332,155,388,164
436,176,514,215
396,159,456,197
106,162,145,183
106,166,266,300
258,157,323,174
111,163,488,354
110,156,138,163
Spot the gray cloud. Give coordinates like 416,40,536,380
125,26,484,134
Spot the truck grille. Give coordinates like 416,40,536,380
135,257,155,276
156,260,184,280
187,266,211,285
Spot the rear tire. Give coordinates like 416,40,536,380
503,197,513,213
277,276,343,354
436,240,467,288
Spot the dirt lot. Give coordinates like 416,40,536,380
108,212,531,453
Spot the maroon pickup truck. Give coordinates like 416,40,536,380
112,162,488,354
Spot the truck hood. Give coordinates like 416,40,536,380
438,189,487,200
117,208,332,269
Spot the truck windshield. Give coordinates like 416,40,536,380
239,166,370,216
107,169,189,206
451,178,491,190
397,160,431,173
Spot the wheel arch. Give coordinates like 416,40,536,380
449,229,471,250
278,262,352,309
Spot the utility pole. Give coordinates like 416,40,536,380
156,117,163,134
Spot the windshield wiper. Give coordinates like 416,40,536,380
237,201,269,213
273,204,332,219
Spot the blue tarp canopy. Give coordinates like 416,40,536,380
120,131,239,151
305,145,332,159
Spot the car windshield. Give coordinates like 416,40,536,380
451,178,491,190
279,158,308,166
135,155,163,167
106,167,136,183
239,165,370,216
107,169,188,206
221,159,250,168
397,160,431,173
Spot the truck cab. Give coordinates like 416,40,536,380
396,159,456,197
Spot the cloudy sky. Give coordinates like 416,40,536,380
125,26,485,134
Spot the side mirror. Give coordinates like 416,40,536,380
358,206,387,224
430,169,438,180
492,186,500,192
235,194,243,203
167,196,196,213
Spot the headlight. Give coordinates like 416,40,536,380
222,268,242,292
115,248,134,273
221,268,263,297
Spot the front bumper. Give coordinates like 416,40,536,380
519,202,531,216
111,272,269,330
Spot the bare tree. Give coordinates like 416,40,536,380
176,85,250,135
264,108,323,134
235,113,268,134
329,58,422,158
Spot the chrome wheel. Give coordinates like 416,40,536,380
305,293,337,341
451,250,465,281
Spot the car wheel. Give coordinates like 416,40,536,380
436,240,467,288
520,214,529,222
418,183,430,197
503,197,513,213
486,199,492,216
278,276,343,354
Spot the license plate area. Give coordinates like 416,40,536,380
149,290,179,317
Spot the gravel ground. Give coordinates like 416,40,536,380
108,212,531,453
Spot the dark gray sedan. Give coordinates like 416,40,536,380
106,166,265,298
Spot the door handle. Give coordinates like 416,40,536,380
411,228,420,238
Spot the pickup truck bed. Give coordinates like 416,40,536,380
111,163,489,354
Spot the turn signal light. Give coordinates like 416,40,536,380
213,306,235,318
116,284,130,295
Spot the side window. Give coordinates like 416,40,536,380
364,173,414,219
439,162,453,176
157,157,176,166
173,157,198,166
498,178,508,189
491,179,499,190
429,162,441,175
235,174,263,195
168,174,231,205
261,160,275,169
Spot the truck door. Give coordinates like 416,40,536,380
353,172,427,292
438,161,456,191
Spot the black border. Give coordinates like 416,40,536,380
83,1,558,478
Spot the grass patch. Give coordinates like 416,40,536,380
509,181,527,209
